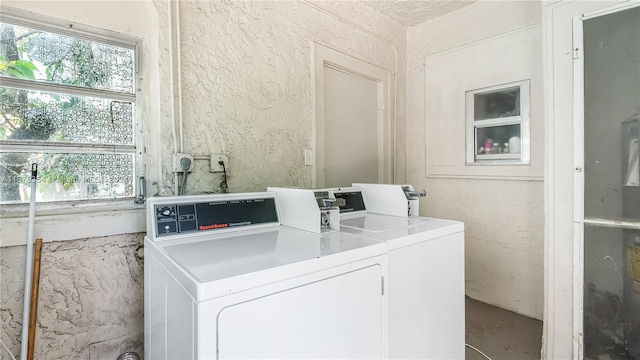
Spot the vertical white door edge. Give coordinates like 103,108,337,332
572,15,586,360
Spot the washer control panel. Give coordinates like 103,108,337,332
151,196,279,237
332,190,367,213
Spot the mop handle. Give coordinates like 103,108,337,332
20,163,37,360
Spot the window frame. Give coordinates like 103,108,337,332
0,10,144,205
465,79,531,165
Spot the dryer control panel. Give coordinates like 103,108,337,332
149,194,279,238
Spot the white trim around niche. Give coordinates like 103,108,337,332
424,24,543,181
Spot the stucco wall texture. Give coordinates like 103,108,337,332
1,1,405,359
406,0,544,320
1,234,144,359
175,0,404,194
1,0,548,358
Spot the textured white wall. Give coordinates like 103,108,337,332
175,0,405,194
426,178,545,318
407,0,543,319
1,234,144,359
0,1,406,359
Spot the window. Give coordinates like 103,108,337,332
465,80,530,164
0,16,139,204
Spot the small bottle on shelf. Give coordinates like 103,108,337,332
509,136,521,154
484,139,492,154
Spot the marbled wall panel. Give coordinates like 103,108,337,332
1,234,144,359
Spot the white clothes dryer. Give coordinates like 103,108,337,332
144,192,389,359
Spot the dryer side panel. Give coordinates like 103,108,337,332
145,249,196,360
389,231,465,359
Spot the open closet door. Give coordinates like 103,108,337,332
574,4,640,358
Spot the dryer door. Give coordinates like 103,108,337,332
216,264,384,359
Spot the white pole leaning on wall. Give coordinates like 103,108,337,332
20,163,37,360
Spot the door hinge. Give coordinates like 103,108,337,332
573,47,581,59
381,276,385,295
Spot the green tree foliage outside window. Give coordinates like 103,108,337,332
0,19,137,203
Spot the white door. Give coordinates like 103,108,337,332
573,3,640,358
323,67,379,187
313,44,393,188
545,1,639,358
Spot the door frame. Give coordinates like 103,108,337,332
572,2,640,358
543,1,637,358
312,43,393,188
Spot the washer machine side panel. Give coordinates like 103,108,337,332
388,231,465,359
145,249,196,360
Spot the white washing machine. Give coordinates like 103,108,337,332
332,184,465,360
144,192,389,359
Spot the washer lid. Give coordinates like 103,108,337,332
146,226,386,301
339,213,464,250
340,213,425,232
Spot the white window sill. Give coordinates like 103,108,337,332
0,199,146,247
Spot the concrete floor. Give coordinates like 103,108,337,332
465,297,543,360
